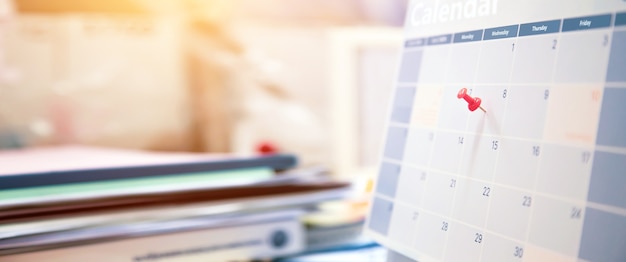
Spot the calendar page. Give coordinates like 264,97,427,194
365,0,626,261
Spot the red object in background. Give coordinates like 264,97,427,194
256,141,278,155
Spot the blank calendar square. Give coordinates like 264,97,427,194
485,187,532,240
437,86,470,131
596,88,626,147
494,138,539,190
442,223,483,262
554,30,612,83
511,36,558,83
429,131,464,173
528,196,584,257
474,39,516,84
458,134,498,182
402,128,434,167
605,30,626,82
542,85,602,146
413,212,449,260
480,234,524,262
375,162,401,198
535,144,593,200
501,85,548,139
420,171,457,216
417,46,451,84
395,166,428,206
388,203,420,246
451,179,490,227
398,50,424,83
411,86,443,128
446,42,481,84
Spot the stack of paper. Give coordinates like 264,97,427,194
0,146,350,261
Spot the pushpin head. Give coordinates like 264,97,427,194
457,88,468,99
457,88,484,112
467,97,482,111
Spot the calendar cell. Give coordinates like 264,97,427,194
475,37,516,84
510,35,558,84
466,86,507,135
417,45,451,83
388,203,420,247
403,128,434,167
411,86,444,128
443,223,484,262
543,85,602,145
481,233,525,262
368,197,394,236
437,85,470,131
458,134,499,182
446,41,481,83
375,162,401,198
393,87,416,106
554,29,612,83
523,244,576,262
578,208,626,262
398,50,424,83
383,126,408,160
391,86,416,123
501,85,549,139
451,178,491,227
596,88,626,147
395,166,428,206
494,138,540,190
430,131,464,173
605,31,626,82
528,196,584,257
535,144,593,201
486,187,533,240
413,212,450,260
421,172,458,216
587,151,626,209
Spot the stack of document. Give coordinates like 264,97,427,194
0,146,350,261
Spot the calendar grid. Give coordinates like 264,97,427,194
374,189,598,262
520,23,569,258
417,41,454,259
378,156,598,205
375,181,617,218
369,7,626,262
380,192,531,248
389,120,624,151
440,35,487,262
379,153,626,218
475,28,523,262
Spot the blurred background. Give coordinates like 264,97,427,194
0,0,407,180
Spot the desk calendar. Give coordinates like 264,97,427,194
365,1,626,261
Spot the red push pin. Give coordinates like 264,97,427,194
457,88,486,113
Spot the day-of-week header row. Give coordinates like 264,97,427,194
405,12,625,47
